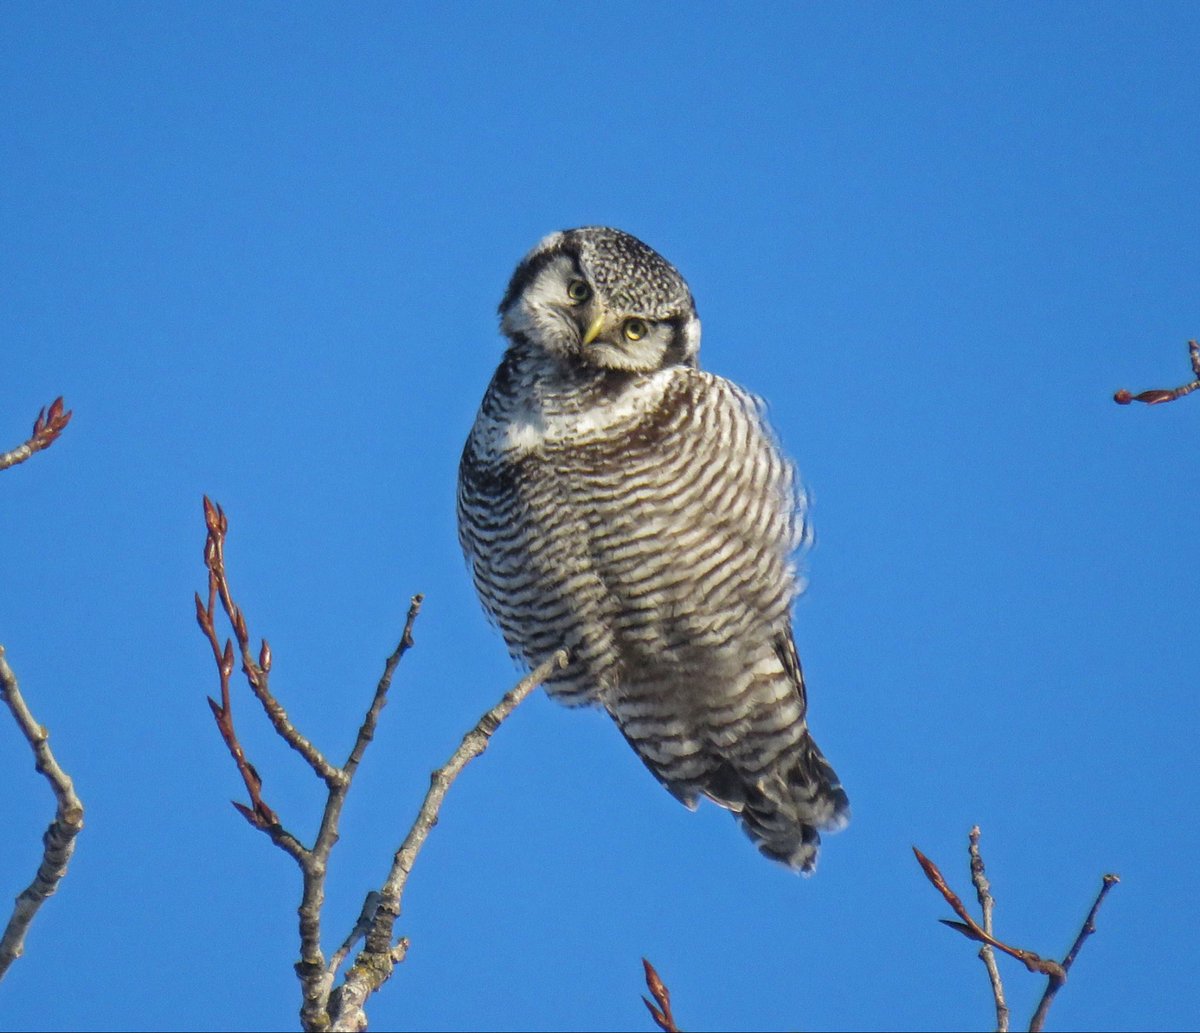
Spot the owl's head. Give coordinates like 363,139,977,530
499,227,701,372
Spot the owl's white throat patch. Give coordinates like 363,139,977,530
500,368,675,454
503,401,549,452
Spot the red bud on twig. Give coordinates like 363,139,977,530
641,958,680,1033
231,800,263,828
1115,340,1200,406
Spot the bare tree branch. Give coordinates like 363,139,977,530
641,957,681,1033
913,845,1064,978
1,395,80,980
914,834,1119,1032
199,496,342,793
297,594,424,1031
195,496,566,1031
1028,874,1120,1033
0,646,84,981
0,397,72,472
1114,339,1200,405
327,648,568,1032
968,826,1009,1032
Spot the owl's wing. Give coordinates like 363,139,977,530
591,371,846,871
774,628,808,709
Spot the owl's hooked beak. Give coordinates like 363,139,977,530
581,310,607,347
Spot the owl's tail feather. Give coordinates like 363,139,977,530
704,730,849,875
614,669,849,873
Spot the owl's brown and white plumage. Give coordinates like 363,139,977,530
457,227,848,872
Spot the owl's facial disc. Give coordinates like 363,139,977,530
499,254,593,358
499,227,702,373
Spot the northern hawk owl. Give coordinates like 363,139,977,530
457,227,848,872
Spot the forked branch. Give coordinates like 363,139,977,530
1028,873,1120,1031
914,832,1118,1032
327,649,568,1031
195,497,564,1031
198,496,341,801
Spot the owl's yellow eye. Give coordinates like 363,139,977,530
567,279,591,303
623,318,648,341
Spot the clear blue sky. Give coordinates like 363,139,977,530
3,4,1198,1030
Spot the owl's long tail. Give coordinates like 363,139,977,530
615,637,849,874
719,728,850,874
621,713,849,873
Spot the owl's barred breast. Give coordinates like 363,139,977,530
458,350,805,710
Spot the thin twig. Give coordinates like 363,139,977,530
326,650,569,1032
642,957,682,1033
0,397,72,472
913,846,1064,979
343,596,423,781
371,649,568,945
298,597,423,1031
200,497,342,789
196,498,370,1028
195,498,565,1030
1028,874,1120,1033
194,507,283,831
0,646,84,981
1,397,79,980
968,827,1009,1032
1114,339,1200,405
916,838,1120,1032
